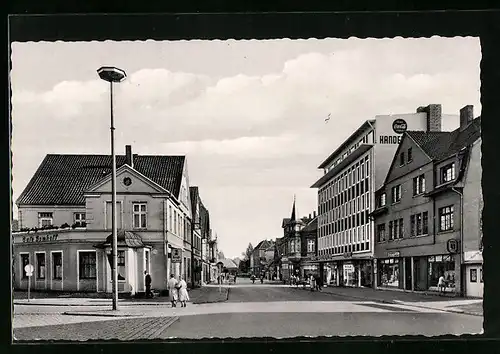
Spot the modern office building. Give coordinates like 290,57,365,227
372,105,481,297
311,104,447,288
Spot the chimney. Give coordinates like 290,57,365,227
418,104,442,132
125,145,133,168
459,105,474,131
309,213,311,219
313,211,317,218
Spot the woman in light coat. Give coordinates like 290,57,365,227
167,274,179,307
178,276,190,307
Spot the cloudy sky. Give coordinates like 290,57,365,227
10,37,481,259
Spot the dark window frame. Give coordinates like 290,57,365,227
439,205,454,232
52,252,62,280
79,251,97,280
470,268,478,283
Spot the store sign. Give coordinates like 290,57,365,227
22,234,58,243
344,264,354,272
446,239,459,254
392,119,408,134
387,251,400,258
310,254,331,262
343,252,353,258
171,248,182,263
379,119,407,145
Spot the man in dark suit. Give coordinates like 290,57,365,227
144,271,152,298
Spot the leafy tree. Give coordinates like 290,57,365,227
241,243,254,260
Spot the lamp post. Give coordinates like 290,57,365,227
97,66,127,311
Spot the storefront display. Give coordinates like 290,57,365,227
428,254,456,290
359,260,373,287
343,263,358,287
378,258,403,289
323,263,338,286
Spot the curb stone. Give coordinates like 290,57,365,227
291,286,482,317
62,311,145,317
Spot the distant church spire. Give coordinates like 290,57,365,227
290,194,296,222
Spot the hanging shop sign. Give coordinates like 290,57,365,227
171,248,182,263
446,239,459,254
22,234,58,243
387,251,401,258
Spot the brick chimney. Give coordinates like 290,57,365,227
417,104,442,132
313,211,317,218
459,105,474,131
125,145,134,168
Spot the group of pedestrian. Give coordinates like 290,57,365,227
167,273,190,307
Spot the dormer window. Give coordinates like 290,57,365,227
441,163,456,184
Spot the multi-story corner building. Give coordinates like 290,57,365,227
14,145,197,295
311,104,447,288
372,105,482,297
277,199,318,281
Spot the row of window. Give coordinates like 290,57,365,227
319,155,371,204
318,241,370,256
319,178,370,214
21,250,153,281
167,204,191,240
378,163,456,208
319,210,371,238
325,131,374,173
319,224,371,249
376,206,454,242
38,212,86,228
319,192,371,228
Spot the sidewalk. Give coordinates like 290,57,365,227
13,286,229,307
292,285,483,316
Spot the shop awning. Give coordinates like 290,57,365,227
94,230,147,249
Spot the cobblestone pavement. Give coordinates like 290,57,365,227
14,316,178,341
161,311,482,339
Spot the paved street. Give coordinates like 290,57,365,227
12,283,483,340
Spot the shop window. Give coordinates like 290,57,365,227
52,252,62,280
470,268,478,283
413,174,426,195
407,147,413,162
79,251,97,280
439,206,454,232
20,254,29,279
38,212,53,228
391,185,402,204
73,212,86,227
377,223,386,242
377,192,387,208
36,253,46,280
428,255,455,290
378,258,403,288
441,163,456,184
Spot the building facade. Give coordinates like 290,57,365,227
13,145,209,295
277,199,318,282
311,104,446,288
250,240,275,277
372,105,482,297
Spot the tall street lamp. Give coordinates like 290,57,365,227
97,66,127,311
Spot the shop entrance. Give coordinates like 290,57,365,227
343,263,356,287
405,258,412,290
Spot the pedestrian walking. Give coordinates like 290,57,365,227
178,276,190,307
438,273,447,295
315,274,322,291
234,274,237,284
167,273,179,307
309,274,315,292
144,271,152,298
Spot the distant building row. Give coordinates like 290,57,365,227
310,104,483,298
278,104,482,298
12,145,222,296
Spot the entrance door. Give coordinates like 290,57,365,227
405,258,412,290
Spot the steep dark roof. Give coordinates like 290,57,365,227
17,154,185,206
301,216,318,233
254,240,274,251
406,117,481,162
